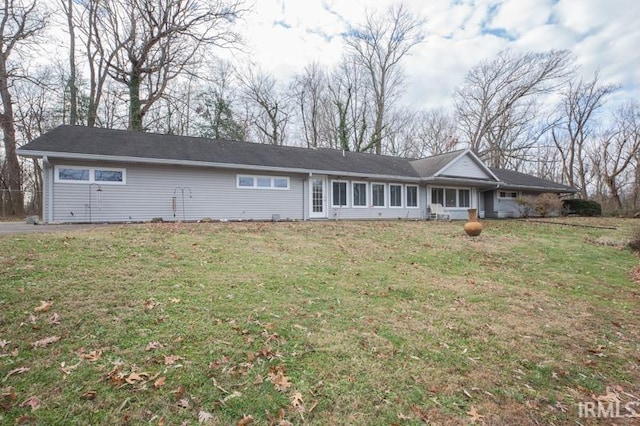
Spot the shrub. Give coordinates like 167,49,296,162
562,199,602,216
532,193,564,217
515,193,564,217
515,195,535,218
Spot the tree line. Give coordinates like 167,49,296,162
1,0,638,217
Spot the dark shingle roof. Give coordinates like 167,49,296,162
19,125,420,179
18,125,577,192
490,167,577,192
409,150,466,176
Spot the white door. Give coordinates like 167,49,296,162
309,177,327,218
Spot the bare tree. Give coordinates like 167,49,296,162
239,67,291,145
344,2,423,154
13,68,60,214
0,0,46,217
325,56,372,152
291,62,328,148
85,0,246,131
551,72,618,198
455,49,574,168
596,102,640,210
194,61,245,140
59,0,78,125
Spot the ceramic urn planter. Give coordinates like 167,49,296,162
463,208,483,237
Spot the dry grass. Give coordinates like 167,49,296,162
1,218,639,425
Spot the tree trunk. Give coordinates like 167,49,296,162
65,0,78,125
0,58,25,217
129,71,143,131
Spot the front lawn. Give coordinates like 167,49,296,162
1,219,639,424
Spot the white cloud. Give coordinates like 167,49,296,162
233,0,639,111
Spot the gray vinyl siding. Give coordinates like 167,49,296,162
440,155,491,179
48,161,305,223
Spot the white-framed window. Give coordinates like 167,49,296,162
406,185,418,208
236,175,290,190
371,183,385,207
352,182,367,207
55,165,126,184
389,184,403,208
498,191,518,199
331,180,348,207
459,189,470,207
431,187,471,208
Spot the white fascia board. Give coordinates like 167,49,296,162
17,150,422,183
498,183,578,193
422,176,503,187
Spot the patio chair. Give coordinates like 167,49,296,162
429,203,451,221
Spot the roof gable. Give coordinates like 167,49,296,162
410,149,499,181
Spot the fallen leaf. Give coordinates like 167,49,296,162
164,355,184,366
237,415,253,425
154,377,166,389
81,391,97,400
467,405,484,424
1,386,17,398
34,301,53,313
593,387,621,403
268,365,291,392
61,361,82,377
290,392,305,412
169,298,180,304
145,341,164,351
173,386,186,401
0,339,9,348
125,372,146,384
144,299,159,310
32,336,60,348
198,410,214,424
3,366,30,382
82,350,102,362
47,313,61,325
20,395,41,411
177,398,189,408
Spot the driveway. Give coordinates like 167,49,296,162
0,221,112,235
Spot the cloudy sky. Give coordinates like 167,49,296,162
233,0,640,111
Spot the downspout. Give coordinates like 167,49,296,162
43,156,53,224
302,177,306,221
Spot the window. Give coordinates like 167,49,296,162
406,185,418,208
95,170,123,182
431,187,471,208
459,189,470,207
55,166,125,184
499,191,518,199
238,176,254,187
431,188,444,205
58,167,89,182
257,177,271,188
332,181,348,207
389,184,402,208
273,178,288,188
353,182,367,207
372,183,385,207
236,175,290,190
445,189,457,207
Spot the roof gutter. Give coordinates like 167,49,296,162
16,150,423,183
